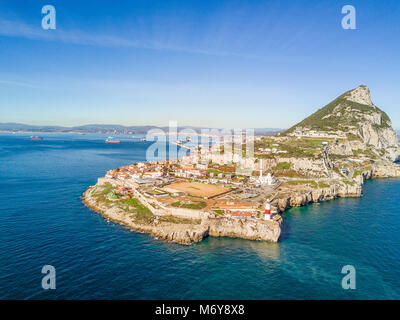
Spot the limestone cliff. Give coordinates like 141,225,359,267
272,164,400,214
284,85,400,162
83,185,282,245
274,181,363,213
83,85,400,246
208,216,282,242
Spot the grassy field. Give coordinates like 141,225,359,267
285,180,330,189
171,201,207,210
255,138,326,159
160,216,202,224
92,184,154,222
120,198,153,222
91,183,115,206
272,162,291,171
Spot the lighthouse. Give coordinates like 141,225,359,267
264,200,271,220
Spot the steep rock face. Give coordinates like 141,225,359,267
358,123,398,150
151,223,209,244
350,87,399,155
373,164,400,178
208,216,282,242
276,157,325,171
284,85,400,162
346,85,373,105
274,182,363,213
152,216,283,244
329,140,354,156
272,163,400,214
336,86,400,161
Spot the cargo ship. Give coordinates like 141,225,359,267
105,137,121,143
30,136,43,140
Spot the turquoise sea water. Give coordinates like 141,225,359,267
0,133,399,299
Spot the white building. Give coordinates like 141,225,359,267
143,171,163,178
256,159,276,185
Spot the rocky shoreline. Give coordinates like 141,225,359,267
272,164,400,213
83,186,283,245
83,163,399,245
82,85,400,245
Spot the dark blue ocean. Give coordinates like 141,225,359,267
0,133,399,299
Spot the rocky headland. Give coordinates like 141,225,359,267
84,85,400,245
83,186,282,244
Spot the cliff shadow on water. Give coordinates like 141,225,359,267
278,193,365,243
192,235,282,262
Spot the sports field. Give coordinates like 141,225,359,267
167,181,231,198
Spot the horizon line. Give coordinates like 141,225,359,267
0,121,284,131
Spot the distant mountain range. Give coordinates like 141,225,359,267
0,122,282,136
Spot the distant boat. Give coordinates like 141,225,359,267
30,136,43,140
141,138,146,142
105,137,121,143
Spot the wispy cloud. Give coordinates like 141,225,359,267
0,17,266,59
0,79,39,88
0,18,151,47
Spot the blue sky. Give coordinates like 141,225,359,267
1,0,400,128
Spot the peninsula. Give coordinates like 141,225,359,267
83,85,400,244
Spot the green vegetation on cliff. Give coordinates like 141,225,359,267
284,180,330,189
91,183,154,222
282,86,391,135
120,198,153,222
159,216,202,225
273,162,291,170
171,201,207,210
